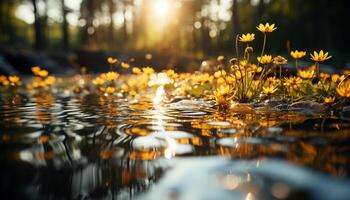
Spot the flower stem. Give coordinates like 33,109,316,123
279,65,282,78
295,60,299,72
261,33,267,57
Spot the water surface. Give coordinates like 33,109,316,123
1,89,350,200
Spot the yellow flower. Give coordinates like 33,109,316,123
266,77,281,85
44,76,56,85
235,70,243,80
324,97,335,104
214,85,231,107
8,75,20,85
290,50,306,60
132,67,142,74
320,73,330,79
263,85,278,95
310,50,332,62
142,67,155,75
121,62,130,69
31,66,41,74
273,56,287,65
192,73,213,83
257,55,272,65
216,77,225,84
0,75,7,82
105,71,119,81
239,33,255,43
92,77,105,85
226,75,235,84
107,57,118,65
298,69,315,79
284,77,302,90
214,70,226,78
250,64,262,73
331,74,346,83
256,23,277,33
38,70,49,78
105,86,116,94
336,80,350,98
166,69,178,78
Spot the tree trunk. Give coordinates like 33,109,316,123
108,0,115,50
231,0,240,37
61,0,69,50
31,0,43,50
123,4,128,42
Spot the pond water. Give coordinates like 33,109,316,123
1,89,350,200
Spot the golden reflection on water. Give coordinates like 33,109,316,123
1,91,350,199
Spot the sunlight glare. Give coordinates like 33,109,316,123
153,0,170,17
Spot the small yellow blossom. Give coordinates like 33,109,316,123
166,69,178,78
31,66,41,74
336,80,350,98
214,85,231,107
44,76,56,85
239,33,255,43
93,77,105,85
8,75,20,85
263,85,278,95
129,90,137,96
107,57,118,65
251,64,262,73
105,71,119,81
320,73,330,79
226,75,235,84
310,50,332,62
324,97,335,104
331,74,346,83
290,50,306,60
217,77,226,84
0,75,8,85
38,70,49,78
121,62,130,69
100,86,116,94
142,67,155,75
298,69,315,79
132,67,142,74
105,86,116,94
257,55,272,65
273,56,287,65
214,70,226,78
284,77,302,90
266,77,281,85
256,23,277,33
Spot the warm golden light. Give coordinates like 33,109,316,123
153,0,170,17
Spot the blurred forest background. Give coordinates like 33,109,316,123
0,0,349,74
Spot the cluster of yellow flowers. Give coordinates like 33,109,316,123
27,66,56,90
1,22,350,111
93,71,119,95
206,22,349,108
0,75,21,86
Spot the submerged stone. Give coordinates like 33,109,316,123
288,100,329,114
